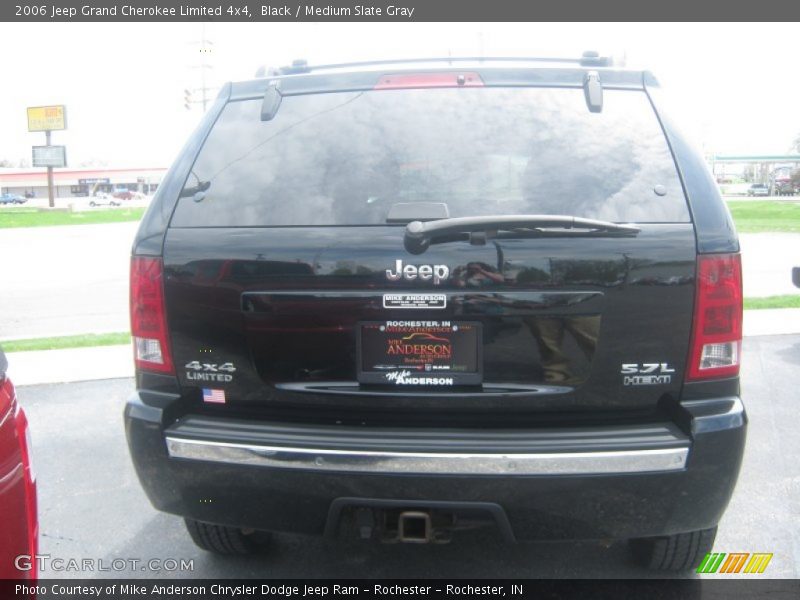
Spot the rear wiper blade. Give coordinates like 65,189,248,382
404,215,640,254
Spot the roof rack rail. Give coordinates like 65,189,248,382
254,52,614,78
254,59,312,77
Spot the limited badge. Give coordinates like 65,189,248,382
185,361,236,382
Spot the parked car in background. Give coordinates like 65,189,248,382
0,348,38,579
774,180,797,196
0,193,27,205
89,196,122,207
793,267,800,288
746,183,770,197
113,189,134,201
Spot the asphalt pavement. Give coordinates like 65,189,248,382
14,335,800,579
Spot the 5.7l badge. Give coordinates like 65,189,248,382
620,362,675,386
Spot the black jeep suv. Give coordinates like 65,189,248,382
125,55,745,570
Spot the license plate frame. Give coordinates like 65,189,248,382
357,320,483,386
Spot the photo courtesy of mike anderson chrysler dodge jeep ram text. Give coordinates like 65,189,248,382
125,54,745,570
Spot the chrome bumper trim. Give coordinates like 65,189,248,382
165,437,689,476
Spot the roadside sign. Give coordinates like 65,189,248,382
27,105,67,131
32,145,67,168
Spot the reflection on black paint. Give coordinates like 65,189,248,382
525,315,601,384
162,225,697,410
452,262,506,288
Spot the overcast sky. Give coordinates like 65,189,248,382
0,22,798,167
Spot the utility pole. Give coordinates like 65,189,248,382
188,24,214,111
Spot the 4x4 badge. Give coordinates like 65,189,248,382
185,361,236,383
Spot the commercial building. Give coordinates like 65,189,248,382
707,154,800,185
0,166,166,199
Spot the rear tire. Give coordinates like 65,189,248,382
184,518,270,555
628,526,717,571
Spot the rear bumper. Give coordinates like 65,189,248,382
124,395,746,541
165,437,689,476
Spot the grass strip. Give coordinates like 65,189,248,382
1,201,798,232
0,207,145,228
1,332,131,353
726,200,800,233
743,295,800,310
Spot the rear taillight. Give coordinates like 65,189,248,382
130,256,174,374
686,253,743,381
13,393,38,579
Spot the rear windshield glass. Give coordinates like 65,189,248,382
172,86,690,227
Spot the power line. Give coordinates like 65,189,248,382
187,24,215,111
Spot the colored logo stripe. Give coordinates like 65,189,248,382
719,553,749,573
744,553,773,574
697,553,726,573
697,552,773,574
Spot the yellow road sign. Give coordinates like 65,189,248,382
27,105,67,131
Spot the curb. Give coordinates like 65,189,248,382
8,345,133,387
742,307,800,338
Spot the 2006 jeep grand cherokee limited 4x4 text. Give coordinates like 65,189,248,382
125,55,745,571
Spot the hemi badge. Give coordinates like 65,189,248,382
383,294,447,310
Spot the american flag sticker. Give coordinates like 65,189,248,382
202,388,226,404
